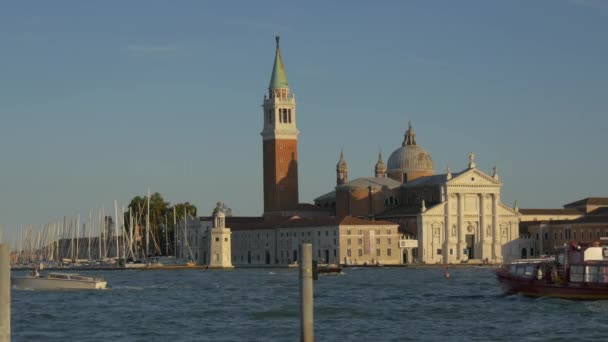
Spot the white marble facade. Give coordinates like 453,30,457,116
416,161,520,264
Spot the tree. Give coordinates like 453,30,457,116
123,193,197,257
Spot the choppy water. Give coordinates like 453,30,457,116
10,267,608,341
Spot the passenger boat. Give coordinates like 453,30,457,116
12,269,107,290
496,241,608,300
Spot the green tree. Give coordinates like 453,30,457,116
123,193,197,257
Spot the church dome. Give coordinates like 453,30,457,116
387,122,434,173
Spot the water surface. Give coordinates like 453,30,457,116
11,267,608,341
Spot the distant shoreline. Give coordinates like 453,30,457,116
11,263,501,271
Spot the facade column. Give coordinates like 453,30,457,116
480,193,487,260
492,193,499,261
457,193,464,260
443,196,450,264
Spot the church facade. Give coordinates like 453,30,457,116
314,124,521,264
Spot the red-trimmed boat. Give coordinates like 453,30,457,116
496,241,608,300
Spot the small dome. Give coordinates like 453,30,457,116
375,153,386,172
336,150,348,171
387,122,434,173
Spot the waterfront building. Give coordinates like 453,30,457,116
522,198,608,257
193,215,401,266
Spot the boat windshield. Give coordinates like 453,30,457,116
48,274,69,280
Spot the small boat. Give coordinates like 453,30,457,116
496,241,608,300
317,264,342,275
12,268,107,290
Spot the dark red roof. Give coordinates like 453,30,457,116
200,215,396,231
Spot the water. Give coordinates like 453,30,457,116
10,267,608,341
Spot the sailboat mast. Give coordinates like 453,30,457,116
173,206,177,258
115,200,120,260
146,189,150,257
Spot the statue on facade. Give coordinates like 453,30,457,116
468,152,476,169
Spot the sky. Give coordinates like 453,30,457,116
1,0,607,237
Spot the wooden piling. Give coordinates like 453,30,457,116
299,243,313,342
0,244,10,342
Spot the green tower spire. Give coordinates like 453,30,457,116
269,36,289,89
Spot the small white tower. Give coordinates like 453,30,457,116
207,203,233,269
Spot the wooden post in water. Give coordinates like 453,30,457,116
0,244,10,342
299,243,314,342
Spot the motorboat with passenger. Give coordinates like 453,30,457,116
12,268,107,290
496,241,608,299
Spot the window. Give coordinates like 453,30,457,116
450,248,453,255
358,249,363,257
347,230,351,235
387,248,391,256
283,111,288,123
325,231,329,236
437,249,442,256
387,229,391,235
358,238,363,245
376,238,380,244
333,238,337,245
288,109,292,123
318,231,321,236
279,111,282,123
376,249,381,256
333,250,337,257
347,238,351,245
347,250,351,257
215,237,219,242
224,238,228,242
387,238,392,245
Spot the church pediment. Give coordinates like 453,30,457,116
498,203,520,217
422,202,445,216
447,168,501,187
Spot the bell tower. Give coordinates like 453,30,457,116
261,36,299,214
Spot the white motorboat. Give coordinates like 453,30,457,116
12,270,107,290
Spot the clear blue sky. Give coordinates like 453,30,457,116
1,0,607,236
